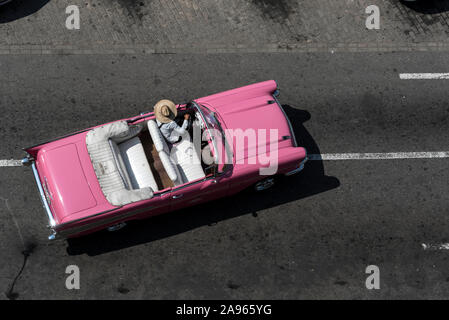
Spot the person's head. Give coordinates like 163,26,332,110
154,99,177,123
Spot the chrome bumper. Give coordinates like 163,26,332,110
285,156,308,176
273,90,298,148
26,157,57,240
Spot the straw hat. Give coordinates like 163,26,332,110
154,99,177,123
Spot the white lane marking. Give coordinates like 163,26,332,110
309,152,449,161
400,73,449,80
422,243,449,251
0,160,22,167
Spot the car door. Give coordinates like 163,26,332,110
170,172,231,212
131,190,173,220
170,179,205,212
199,170,231,202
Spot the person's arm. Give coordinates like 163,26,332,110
164,120,188,143
171,119,188,135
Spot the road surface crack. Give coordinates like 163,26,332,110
0,197,35,300
5,244,35,300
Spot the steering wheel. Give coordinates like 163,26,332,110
202,144,216,166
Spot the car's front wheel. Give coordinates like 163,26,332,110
254,177,275,191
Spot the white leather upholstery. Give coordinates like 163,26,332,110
86,121,154,206
90,140,125,195
113,124,143,144
158,150,180,183
147,119,205,185
119,137,159,192
148,119,181,185
171,135,205,183
110,140,132,189
147,120,169,153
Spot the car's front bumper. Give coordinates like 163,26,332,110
273,89,298,148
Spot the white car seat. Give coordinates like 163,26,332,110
158,150,180,183
171,135,205,183
119,137,159,192
147,118,169,153
147,119,205,185
86,121,154,206
147,120,182,185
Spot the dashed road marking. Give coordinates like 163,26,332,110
309,152,449,161
400,73,449,80
422,243,449,251
0,160,22,167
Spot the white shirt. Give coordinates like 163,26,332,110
156,119,188,144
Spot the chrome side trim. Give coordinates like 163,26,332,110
56,207,121,230
171,177,207,192
56,204,162,238
272,94,298,148
31,162,56,227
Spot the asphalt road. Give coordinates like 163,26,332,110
1,51,449,299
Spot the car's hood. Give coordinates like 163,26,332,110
203,96,293,162
36,142,98,222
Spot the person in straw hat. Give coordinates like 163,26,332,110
154,99,190,145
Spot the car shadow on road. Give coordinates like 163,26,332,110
0,0,50,24
66,105,340,256
399,0,449,14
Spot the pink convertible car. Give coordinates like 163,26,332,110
22,80,307,240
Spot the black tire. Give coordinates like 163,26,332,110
106,222,127,232
254,177,275,192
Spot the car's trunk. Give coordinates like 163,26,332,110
33,143,98,222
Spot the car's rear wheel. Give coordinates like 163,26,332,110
254,177,275,191
107,222,127,232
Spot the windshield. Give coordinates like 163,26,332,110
192,102,233,172
200,104,221,131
